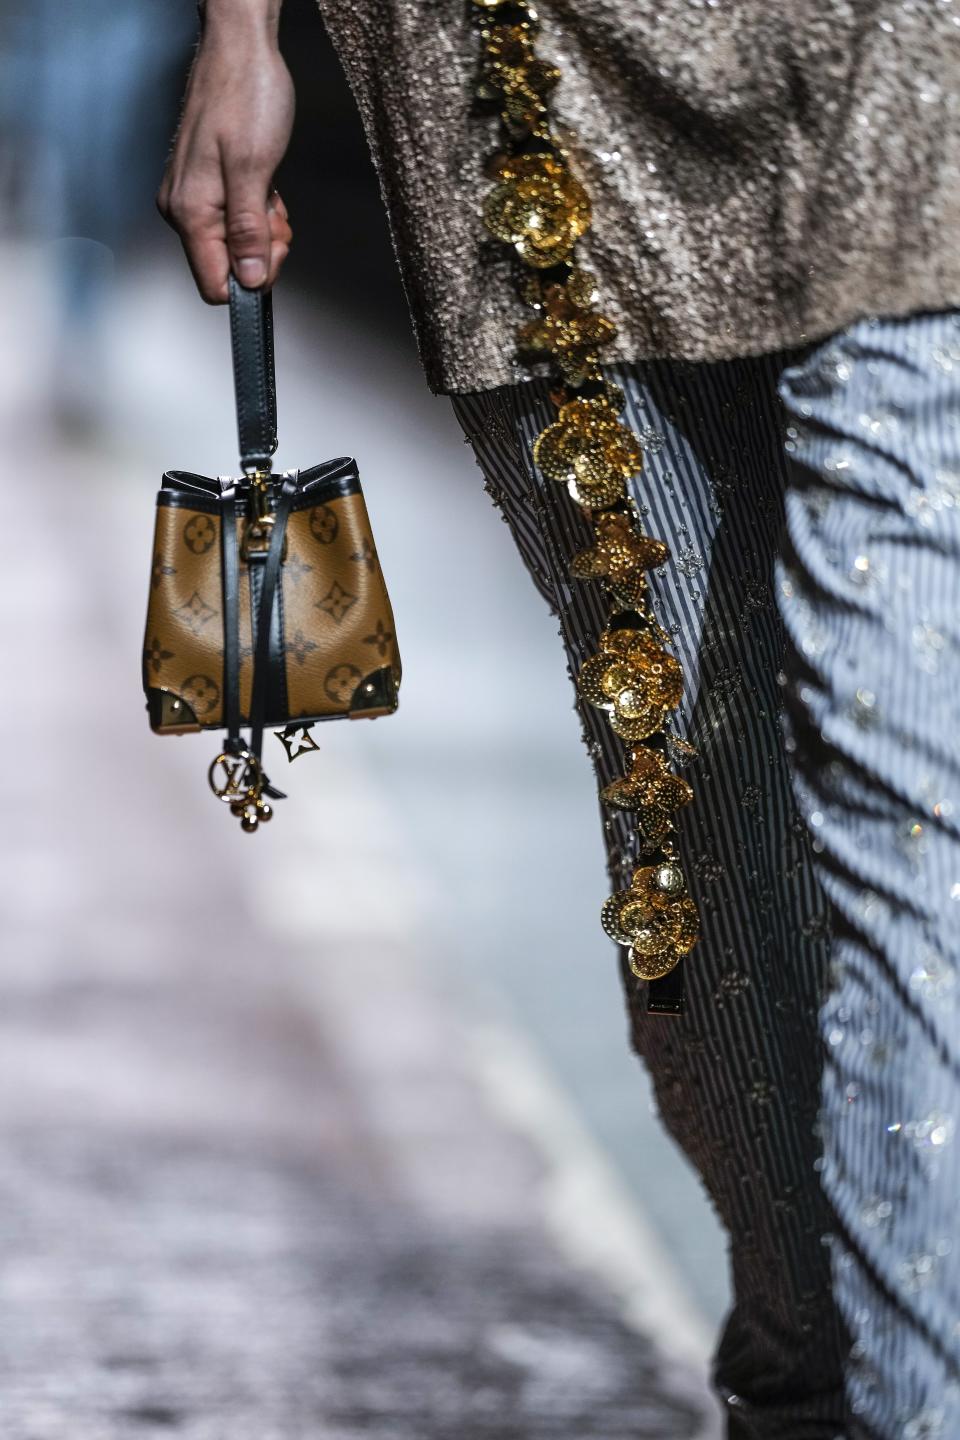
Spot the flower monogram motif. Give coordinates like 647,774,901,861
286,627,319,665
144,634,174,676
309,505,338,545
476,16,559,133
601,748,694,848
315,581,357,625
324,663,362,706
363,619,394,658
172,590,217,636
151,551,176,590
569,511,669,608
483,151,590,269
277,723,319,762
578,625,684,742
283,554,314,587
519,284,617,385
181,673,220,717
183,514,216,555
533,398,642,509
601,863,700,980
351,537,377,573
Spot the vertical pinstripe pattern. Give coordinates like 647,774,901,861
451,311,960,1439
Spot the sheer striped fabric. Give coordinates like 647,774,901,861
450,311,960,1440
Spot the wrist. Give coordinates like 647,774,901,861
198,0,282,47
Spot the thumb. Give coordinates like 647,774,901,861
224,160,272,289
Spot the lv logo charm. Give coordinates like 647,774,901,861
207,748,275,833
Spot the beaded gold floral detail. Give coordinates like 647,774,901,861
601,863,700,981
471,0,700,985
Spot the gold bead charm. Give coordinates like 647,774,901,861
207,747,277,834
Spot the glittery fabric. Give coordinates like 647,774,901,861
314,0,960,396
779,313,960,1438
452,309,960,1437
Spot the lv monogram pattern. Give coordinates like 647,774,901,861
282,498,400,720
143,488,400,730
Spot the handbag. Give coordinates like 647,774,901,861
142,276,401,831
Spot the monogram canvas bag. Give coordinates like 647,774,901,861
142,277,401,830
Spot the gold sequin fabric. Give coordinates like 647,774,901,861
314,0,960,395
463,0,699,984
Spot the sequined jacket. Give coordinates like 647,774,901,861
315,1,960,396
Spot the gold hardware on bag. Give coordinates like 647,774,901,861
208,747,261,803
241,469,288,561
277,723,319,761
233,791,273,833
207,747,273,833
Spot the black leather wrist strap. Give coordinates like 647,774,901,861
249,474,297,762
217,476,292,805
216,275,289,821
228,274,277,474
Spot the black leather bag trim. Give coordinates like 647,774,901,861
248,560,289,731
157,459,361,513
220,483,242,747
259,665,398,729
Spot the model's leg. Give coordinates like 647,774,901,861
777,312,960,1439
452,358,849,1439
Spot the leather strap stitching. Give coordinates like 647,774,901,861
249,474,297,760
219,484,241,750
228,275,278,471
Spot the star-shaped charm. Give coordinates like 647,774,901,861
277,723,320,762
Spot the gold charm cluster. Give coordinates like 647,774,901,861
208,748,274,833
471,0,699,983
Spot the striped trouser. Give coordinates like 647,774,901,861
451,311,960,1440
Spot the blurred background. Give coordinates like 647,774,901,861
0,1,730,1434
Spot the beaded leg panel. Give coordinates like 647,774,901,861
452,356,850,1439
469,0,701,997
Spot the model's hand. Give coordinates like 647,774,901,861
157,27,294,303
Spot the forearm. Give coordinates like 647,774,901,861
198,0,284,47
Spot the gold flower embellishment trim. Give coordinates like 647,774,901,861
470,0,700,1004
602,863,700,982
